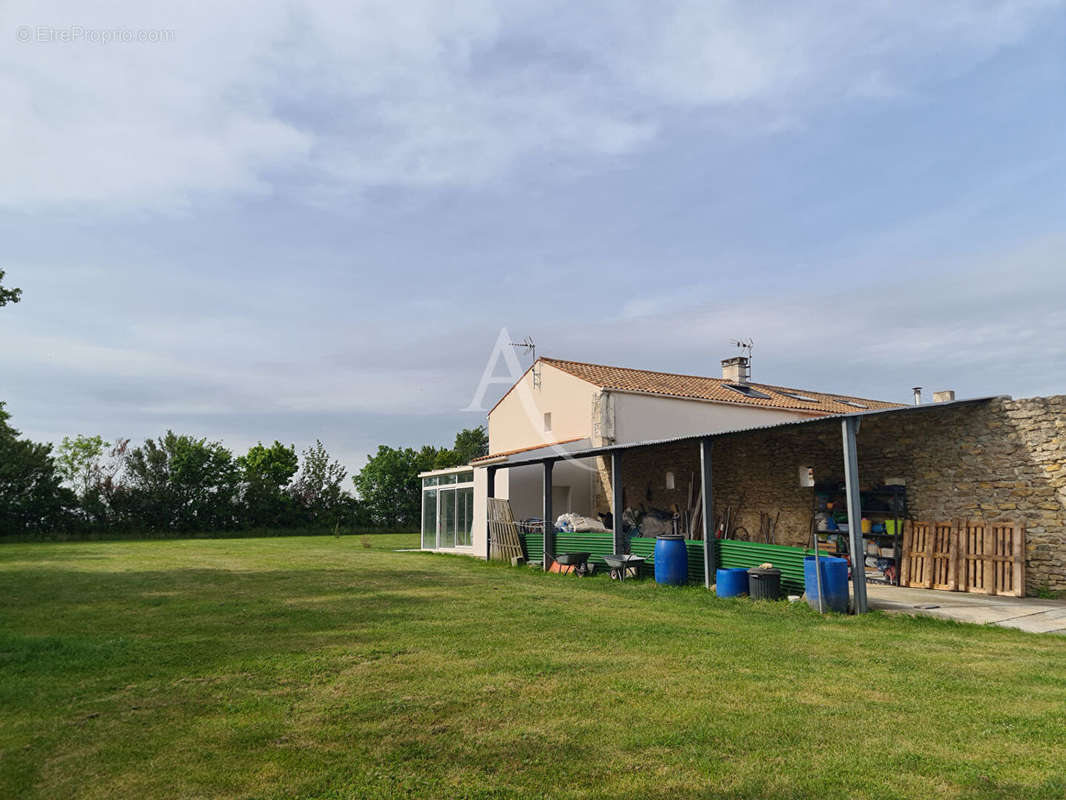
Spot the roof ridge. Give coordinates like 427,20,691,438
541,356,730,384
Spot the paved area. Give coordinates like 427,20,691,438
866,584,1066,634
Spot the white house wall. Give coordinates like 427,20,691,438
611,391,808,442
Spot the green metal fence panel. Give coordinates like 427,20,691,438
519,532,543,563
717,539,815,594
554,533,616,565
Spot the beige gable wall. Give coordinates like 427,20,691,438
488,362,599,453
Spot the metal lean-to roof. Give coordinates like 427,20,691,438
476,395,1004,469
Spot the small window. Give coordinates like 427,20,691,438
777,390,818,403
543,412,552,432
723,383,771,399
837,399,869,409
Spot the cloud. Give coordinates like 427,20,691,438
1,0,1060,211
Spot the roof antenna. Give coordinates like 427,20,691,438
730,338,754,378
510,336,540,388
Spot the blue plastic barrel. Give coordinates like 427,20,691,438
654,535,688,585
804,556,849,613
715,567,749,597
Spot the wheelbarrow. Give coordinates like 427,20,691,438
552,552,592,576
602,553,646,581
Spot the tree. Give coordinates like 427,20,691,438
0,403,72,533
352,445,427,529
237,441,298,527
352,427,486,529
124,432,239,531
0,268,21,307
452,425,488,463
290,440,351,526
55,435,107,497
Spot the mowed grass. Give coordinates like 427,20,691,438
1,537,1064,800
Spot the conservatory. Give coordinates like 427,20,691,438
419,467,475,551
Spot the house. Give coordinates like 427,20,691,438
420,354,1066,600
420,355,900,554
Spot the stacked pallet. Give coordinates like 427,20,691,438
900,520,1025,597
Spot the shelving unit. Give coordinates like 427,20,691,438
814,483,908,586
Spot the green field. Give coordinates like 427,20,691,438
2,536,1064,799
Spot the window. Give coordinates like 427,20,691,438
777,390,818,403
421,479,474,550
723,383,771,399
543,411,552,432
837,399,869,409
421,489,438,549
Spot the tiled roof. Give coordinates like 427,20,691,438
470,437,586,464
540,358,902,416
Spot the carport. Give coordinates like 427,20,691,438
479,397,996,614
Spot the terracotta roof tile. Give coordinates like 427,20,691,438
540,358,902,416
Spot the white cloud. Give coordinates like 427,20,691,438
0,0,1060,211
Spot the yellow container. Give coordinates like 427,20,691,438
861,518,872,534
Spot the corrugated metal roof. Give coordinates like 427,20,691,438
481,395,1004,468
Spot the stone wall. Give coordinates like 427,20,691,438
594,396,1066,594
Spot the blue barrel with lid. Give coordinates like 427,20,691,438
654,535,688,585
715,567,749,597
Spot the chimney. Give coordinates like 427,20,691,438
722,356,750,384
933,390,956,403
912,387,922,405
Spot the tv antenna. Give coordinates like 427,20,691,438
509,336,536,362
731,337,753,360
510,336,540,387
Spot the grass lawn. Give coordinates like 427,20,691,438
1,536,1064,799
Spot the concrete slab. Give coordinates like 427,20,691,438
996,608,1066,634
865,584,1066,634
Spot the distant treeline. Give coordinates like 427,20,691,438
0,400,487,538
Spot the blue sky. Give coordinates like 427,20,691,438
2,1,1065,474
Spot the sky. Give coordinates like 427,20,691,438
2,1,1065,476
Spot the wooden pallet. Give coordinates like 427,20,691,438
901,521,938,589
959,520,1025,597
487,497,525,562
901,519,1025,596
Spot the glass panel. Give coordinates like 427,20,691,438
440,473,458,485
421,489,437,549
423,476,438,487
440,490,457,548
456,487,473,547
455,470,474,484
